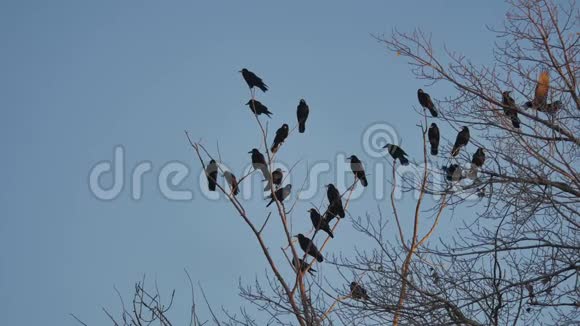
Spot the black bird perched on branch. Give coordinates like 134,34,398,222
469,148,485,179
264,168,284,191
326,184,345,220
444,164,464,182
296,99,310,133
246,99,273,118
524,70,549,110
347,155,368,187
266,184,291,207
350,282,370,301
293,257,316,275
239,68,268,93
205,160,218,191
223,171,239,196
417,89,438,117
308,208,334,238
428,123,440,156
502,91,521,128
296,234,323,262
383,144,409,166
271,124,289,153
249,148,270,182
451,127,470,157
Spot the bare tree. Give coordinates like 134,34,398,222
78,0,578,325
335,0,579,325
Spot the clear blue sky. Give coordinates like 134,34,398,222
0,1,506,324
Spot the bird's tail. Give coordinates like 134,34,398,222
511,116,521,128
271,143,279,153
400,157,409,166
266,199,273,207
258,84,268,92
316,253,324,262
430,146,438,156
265,111,273,118
429,108,438,117
451,146,460,157
327,229,334,238
299,121,306,133
360,176,368,187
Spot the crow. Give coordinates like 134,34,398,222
428,123,440,156
296,234,323,262
249,148,270,181
502,91,521,128
350,282,370,301
296,99,310,133
223,171,239,196
239,68,268,92
444,164,463,182
264,168,284,191
417,89,438,117
205,160,218,191
326,184,345,220
271,124,289,153
293,257,316,275
246,99,273,118
469,148,485,179
266,184,291,207
451,127,470,157
524,70,549,110
347,155,368,187
383,144,409,165
308,208,334,238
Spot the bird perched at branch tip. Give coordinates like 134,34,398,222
223,171,239,196
239,68,268,92
383,144,409,166
326,184,345,221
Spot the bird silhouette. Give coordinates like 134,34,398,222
205,160,218,191
347,155,368,187
239,68,268,92
271,124,289,153
326,184,345,220
296,99,310,133
308,208,334,238
246,99,273,118
451,127,470,157
249,148,270,182
296,234,323,262
383,144,409,165
293,257,316,275
502,91,521,128
223,171,239,196
428,123,440,156
350,282,370,301
417,89,438,117
266,184,291,207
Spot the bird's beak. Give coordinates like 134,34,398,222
238,70,242,73
247,151,252,154
382,145,389,148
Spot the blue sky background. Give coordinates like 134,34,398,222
0,1,507,324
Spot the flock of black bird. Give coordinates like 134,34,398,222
202,68,558,301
